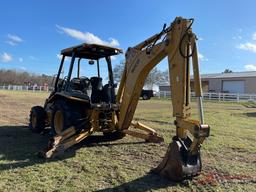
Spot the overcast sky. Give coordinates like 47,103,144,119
0,0,256,76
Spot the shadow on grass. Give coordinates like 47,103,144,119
0,125,146,171
242,102,256,108
0,125,72,171
244,112,256,117
96,172,180,192
0,126,182,191
76,135,146,148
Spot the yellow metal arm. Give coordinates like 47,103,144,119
116,17,210,176
117,18,209,131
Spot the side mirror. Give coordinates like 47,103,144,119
89,60,95,65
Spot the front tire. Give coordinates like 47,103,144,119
29,106,46,133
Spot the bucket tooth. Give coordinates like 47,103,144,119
153,137,201,181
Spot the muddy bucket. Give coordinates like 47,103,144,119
153,136,202,181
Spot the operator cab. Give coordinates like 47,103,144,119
54,43,122,104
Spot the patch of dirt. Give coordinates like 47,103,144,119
195,171,256,186
0,94,8,99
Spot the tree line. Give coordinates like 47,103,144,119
0,65,168,89
0,69,53,86
0,65,234,88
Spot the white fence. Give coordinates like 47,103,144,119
1,85,256,102
0,85,52,92
158,91,256,102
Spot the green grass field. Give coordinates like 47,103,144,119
0,90,255,191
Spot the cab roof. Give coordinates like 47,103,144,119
61,43,123,60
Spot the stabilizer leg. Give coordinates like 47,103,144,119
122,121,164,143
41,126,95,158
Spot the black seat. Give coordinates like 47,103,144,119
101,84,115,103
90,77,103,103
70,78,82,91
80,77,90,93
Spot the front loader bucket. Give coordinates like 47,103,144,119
153,136,201,181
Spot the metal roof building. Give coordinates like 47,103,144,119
159,71,256,94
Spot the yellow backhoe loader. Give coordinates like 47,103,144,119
29,17,210,181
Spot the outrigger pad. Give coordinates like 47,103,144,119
39,137,65,159
152,137,201,181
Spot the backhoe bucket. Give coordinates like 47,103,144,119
153,137,201,181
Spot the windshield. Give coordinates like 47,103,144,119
69,58,112,83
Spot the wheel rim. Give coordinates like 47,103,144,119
54,110,64,134
31,113,37,128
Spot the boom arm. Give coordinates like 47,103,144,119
116,17,210,180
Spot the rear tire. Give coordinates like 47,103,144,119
51,100,71,135
29,106,46,133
